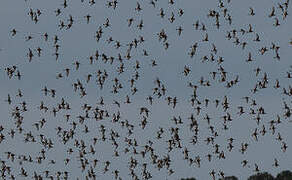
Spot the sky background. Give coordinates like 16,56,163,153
0,0,292,179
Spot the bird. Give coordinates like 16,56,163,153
10,29,17,36
249,7,255,16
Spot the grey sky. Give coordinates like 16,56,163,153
0,0,292,180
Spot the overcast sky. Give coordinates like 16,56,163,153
0,0,292,179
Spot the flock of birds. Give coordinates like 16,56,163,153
0,0,292,179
